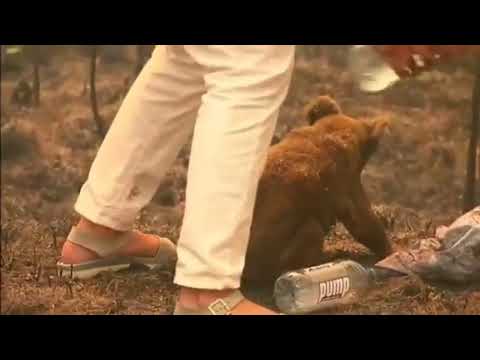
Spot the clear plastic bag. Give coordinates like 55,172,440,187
376,207,480,285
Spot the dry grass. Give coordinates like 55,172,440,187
1,46,479,315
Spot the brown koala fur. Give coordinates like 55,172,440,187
242,95,392,285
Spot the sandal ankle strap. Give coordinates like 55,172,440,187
174,290,245,315
207,290,245,315
67,226,131,258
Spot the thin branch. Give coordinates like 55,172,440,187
89,45,105,137
32,61,40,106
463,62,480,212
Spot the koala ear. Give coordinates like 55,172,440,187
367,117,391,140
303,95,342,125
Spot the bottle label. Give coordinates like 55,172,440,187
317,277,351,303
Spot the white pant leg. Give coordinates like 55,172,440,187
75,45,205,230
174,45,296,290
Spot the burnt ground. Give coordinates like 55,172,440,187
1,46,479,315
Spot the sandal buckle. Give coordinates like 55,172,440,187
208,299,231,315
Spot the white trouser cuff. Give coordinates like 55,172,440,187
74,183,138,231
174,270,241,290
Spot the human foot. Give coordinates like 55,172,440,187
58,218,176,279
174,287,279,315
60,218,170,264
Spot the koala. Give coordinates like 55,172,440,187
242,96,392,285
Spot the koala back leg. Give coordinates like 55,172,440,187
277,217,328,273
242,183,305,285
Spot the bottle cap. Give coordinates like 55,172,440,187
370,266,407,283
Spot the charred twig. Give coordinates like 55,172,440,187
11,79,33,105
0,239,8,268
105,278,118,294
65,280,74,299
135,45,145,75
59,265,75,298
464,63,480,212
23,46,51,107
0,242,15,271
0,45,4,68
113,280,122,313
89,45,105,137
424,218,433,236
33,241,38,268
105,279,123,314
134,45,152,76
34,263,43,282
404,216,415,232
32,61,40,106
81,75,88,97
48,223,58,252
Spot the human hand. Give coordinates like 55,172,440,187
372,45,480,78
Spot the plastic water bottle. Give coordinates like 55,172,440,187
348,45,400,93
273,260,400,315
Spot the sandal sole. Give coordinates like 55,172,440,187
57,256,172,280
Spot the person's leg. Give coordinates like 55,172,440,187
174,45,295,314
61,45,205,265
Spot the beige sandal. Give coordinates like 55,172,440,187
56,226,177,280
173,290,248,315
173,290,284,315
